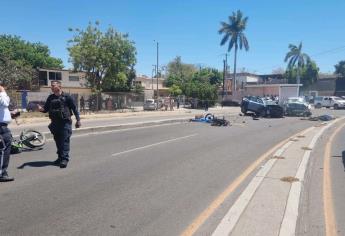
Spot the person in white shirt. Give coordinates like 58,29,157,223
0,85,14,182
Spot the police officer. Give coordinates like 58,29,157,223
0,85,14,182
38,81,81,168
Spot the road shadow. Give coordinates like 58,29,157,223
17,161,58,169
342,151,345,171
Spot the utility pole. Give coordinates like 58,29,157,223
155,41,159,99
151,65,156,92
225,53,228,93
222,59,226,103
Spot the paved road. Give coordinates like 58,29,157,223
9,107,239,136
0,113,320,236
296,110,345,236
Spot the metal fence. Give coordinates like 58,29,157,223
9,90,223,112
77,92,145,112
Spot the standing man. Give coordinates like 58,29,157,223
38,81,81,168
0,85,14,182
80,95,85,113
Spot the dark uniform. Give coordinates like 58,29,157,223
42,92,80,168
0,91,14,182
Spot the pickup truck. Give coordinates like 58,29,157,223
314,96,345,109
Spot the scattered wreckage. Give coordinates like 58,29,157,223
190,113,230,126
303,114,335,121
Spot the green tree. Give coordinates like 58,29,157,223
0,35,62,89
68,21,137,91
132,83,144,94
219,10,249,92
285,60,319,88
166,56,197,83
284,42,310,95
193,68,222,85
164,57,220,103
0,35,63,69
335,60,345,77
0,56,36,90
168,84,182,97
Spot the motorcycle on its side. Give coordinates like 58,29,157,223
10,111,46,154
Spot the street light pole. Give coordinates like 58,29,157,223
151,65,156,95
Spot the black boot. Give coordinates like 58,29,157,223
0,172,14,182
60,159,68,168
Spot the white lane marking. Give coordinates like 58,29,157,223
279,119,340,236
111,134,197,157
72,123,183,138
44,123,186,142
212,126,315,236
212,139,296,236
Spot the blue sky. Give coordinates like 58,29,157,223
1,0,345,76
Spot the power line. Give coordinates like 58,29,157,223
311,45,345,57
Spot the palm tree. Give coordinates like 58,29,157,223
219,10,249,93
284,42,310,95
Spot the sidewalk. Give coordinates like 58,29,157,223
9,106,241,136
212,119,338,236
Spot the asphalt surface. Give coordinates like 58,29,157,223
283,108,345,236
330,126,345,236
0,112,321,236
8,107,238,136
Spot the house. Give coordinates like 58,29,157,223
134,75,169,99
221,72,298,104
303,73,338,97
38,68,91,94
226,73,260,90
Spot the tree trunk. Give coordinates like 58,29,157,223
233,45,238,93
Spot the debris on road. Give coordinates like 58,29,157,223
280,176,299,183
303,114,335,121
190,113,230,126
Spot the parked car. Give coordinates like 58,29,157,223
143,99,157,111
314,96,345,109
26,101,45,112
241,96,284,118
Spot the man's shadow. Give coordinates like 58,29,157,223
17,161,59,169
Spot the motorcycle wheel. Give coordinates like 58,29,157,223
20,130,46,148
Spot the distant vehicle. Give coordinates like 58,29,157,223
26,101,45,112
241,96,284,118
314,96,345,109
143,99,157,111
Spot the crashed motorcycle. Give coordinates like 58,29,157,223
10,111,46,154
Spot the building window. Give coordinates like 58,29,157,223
69,76,79,81
49,72,62,80
39,71,48,86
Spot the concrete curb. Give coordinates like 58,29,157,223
40,117,190,139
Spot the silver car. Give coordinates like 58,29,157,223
143,99,157,111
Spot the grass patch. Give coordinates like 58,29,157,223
272,156,285,159
302,146,312,150
289,138,299,141
297,135,305,138
280,176,299,183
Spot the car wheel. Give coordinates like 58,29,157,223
315,103,322,109
334,104,339,110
